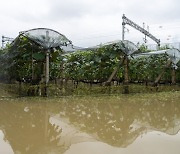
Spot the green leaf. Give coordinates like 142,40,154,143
32,52,45,60
51,51,59,61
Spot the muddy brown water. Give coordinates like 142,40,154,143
0,93,180,154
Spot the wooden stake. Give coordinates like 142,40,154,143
154,60,171,86
105,56,125,86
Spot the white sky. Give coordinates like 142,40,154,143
0,0,180,47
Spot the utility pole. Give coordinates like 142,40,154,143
122,15,125,41
121,14,161,93
122,14,160,48
2,35,14,48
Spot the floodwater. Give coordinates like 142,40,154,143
0,93,180,154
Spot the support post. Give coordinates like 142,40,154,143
171,67,176,85
123,56,129,94
31,48,34,82
154,60,171,86
122,14,129,94
105,67,118,85
44,30,50,96
45,50,50,96
104,57,125,86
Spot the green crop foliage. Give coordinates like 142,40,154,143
0,39,179,86
63,44,125,83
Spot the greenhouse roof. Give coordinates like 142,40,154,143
10,28,139,55
63,40,138,55
10,27,180,66
12,28,72,50
134,48,180,65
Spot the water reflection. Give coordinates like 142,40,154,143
53,96,180,147
0,95,180,153
0,101,65,154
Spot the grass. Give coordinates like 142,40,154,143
0,83,18,97
0,82,179,98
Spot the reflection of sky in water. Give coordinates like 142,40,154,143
65,131,180,154
50,116,97,147
1,127,180,154
0,130,13,154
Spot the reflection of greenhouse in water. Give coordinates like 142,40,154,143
53,97,180,148
0,97,180,153
0,102,66,154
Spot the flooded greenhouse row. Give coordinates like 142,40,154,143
0,3,180,154
0,92,180,154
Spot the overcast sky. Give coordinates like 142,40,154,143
0,0,180,47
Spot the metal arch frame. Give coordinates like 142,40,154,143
9,28,72,51
19,27,72,47
9,34,44,52
122,14,160,47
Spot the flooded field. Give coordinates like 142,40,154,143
0,91,180,154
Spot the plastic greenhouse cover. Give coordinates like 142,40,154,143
62,40,138,55
101,40,138,55
133,48,180,65
10,28,138,55
19,28,72,49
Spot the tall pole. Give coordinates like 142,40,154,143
45,50,50,96
122,14,160,47
45,31,50,96
122,14,129,94
122,14,125,41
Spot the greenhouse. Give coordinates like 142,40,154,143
134,48,180,67
0,28,180,96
